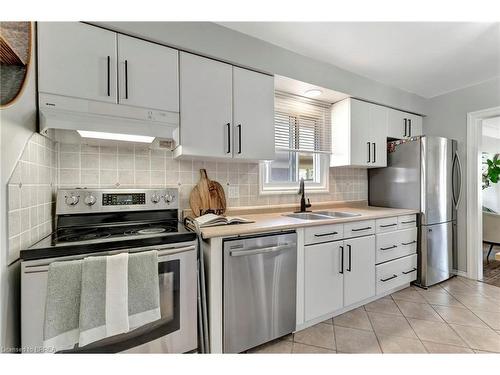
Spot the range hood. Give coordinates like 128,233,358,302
39,93,179,142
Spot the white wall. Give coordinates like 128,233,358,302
424,77,500,273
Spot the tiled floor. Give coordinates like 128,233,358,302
247,276,500,354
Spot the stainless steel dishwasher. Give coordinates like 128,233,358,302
223,231,297,353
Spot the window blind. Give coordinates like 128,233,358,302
274,91,332,154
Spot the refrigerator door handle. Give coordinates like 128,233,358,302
454,150,463,209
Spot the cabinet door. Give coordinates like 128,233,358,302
117,35,179,112
369,103,388,167
343,235,375,307
387,109,406,139
304,241,344,321
179,52,233,158
349,99,372,167
407,114,423,137
232,67,275,160
38,22,117,103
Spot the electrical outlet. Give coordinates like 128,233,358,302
228,185,239,199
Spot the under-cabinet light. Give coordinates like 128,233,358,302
77,130,155,143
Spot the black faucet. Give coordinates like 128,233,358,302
297,177,312,213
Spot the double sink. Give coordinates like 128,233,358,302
284,211,361,221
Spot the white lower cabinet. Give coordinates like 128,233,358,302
304,240,344,321
376,254,417,295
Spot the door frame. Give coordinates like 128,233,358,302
466,106,500,280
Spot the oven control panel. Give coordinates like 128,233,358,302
56,188,178,215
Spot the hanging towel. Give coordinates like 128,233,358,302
79,252,129,347
43,259,82,352
128,250,161,330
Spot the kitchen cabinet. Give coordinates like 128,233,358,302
330,98,387,168
117,34,179,112
304,240,344,321
176,52,275,160
343,235,376,306
38,22,118,103
387,109,423,139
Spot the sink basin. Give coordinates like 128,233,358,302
284,212,332,220
313,211,362,218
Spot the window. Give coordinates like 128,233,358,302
260,92,331,194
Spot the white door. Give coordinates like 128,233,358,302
232,67,275,160
343,235,375,307
407,114,423,137
387,108,406,138
38,22,117,103
349,99,372,167
304,241,344,321
179,52,233,159
117,35,179,112
369,103,388,167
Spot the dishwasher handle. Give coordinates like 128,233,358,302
229,243,293,257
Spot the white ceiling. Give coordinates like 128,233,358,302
274,75,349,103
218,22,500,98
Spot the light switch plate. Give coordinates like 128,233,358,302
228,186,239,199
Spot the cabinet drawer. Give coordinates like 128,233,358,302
305,224,344,245
376,228,418,264
376,254,417,295
398,214,417,229
376,217,398,233
343,220,375,238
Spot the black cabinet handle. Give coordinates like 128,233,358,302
237,124,242,154
380,245,397,251
409,119,412,137
380,223,397,228
404,118,407,136
402,268,417,275
381,274,398,282
124,60,128,99
401,220,416,224
107,56,110,96
346,244,352,272
226,123,231,154
339,245,344,274
367,142,371,163
372,142,376,163
314,232,338,237
401,240,417,246
352,226,372,232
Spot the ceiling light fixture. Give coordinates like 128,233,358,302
304,89,322,98
77,130,155,143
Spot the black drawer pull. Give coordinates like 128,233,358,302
380,245,397,251
401,220,416,224
314,232,338,237
401,241,417,246
402,268,417,275
352,226,372,232
380,274,398,282
380,223,397,228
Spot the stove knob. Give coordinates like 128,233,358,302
164,194,174,204
84,194,97,206
151,193,161,204
65,194,79,206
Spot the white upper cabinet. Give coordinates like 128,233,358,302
331,98,388,168
117,35,179,112
387,109,423,139
176,52,275,160
38,22,118,103
178,52,233,159
232,67,275,160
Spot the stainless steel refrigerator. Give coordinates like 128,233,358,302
368,136,462,287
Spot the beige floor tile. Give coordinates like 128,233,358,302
450,324,500,352
293,323,335,350
364,298,403,316
474,350,498,354
395,300,443,322
333,307,373,331
334,326,381,353
248,339,293,353
421,341,474,353
391,288,427,303
292,343,335,354
452,293,500,313
408,318,467,347
368,312,417,338
377,335,427,353
440,278,476,296
321,318,333,325
432,305,489,328
417,289,465,308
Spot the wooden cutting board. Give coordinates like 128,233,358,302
189,169,227,217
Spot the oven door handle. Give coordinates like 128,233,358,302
157,245,196,259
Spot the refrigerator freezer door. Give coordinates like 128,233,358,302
421,137,455,225
419,221,453,287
